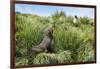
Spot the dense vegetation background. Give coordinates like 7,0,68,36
15,11,95,66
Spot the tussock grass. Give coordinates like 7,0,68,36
33,51,72,64
15,11,95,66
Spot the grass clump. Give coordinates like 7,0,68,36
33,51,72,64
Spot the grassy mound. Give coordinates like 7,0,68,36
33,51,72,64
15,51,72,66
